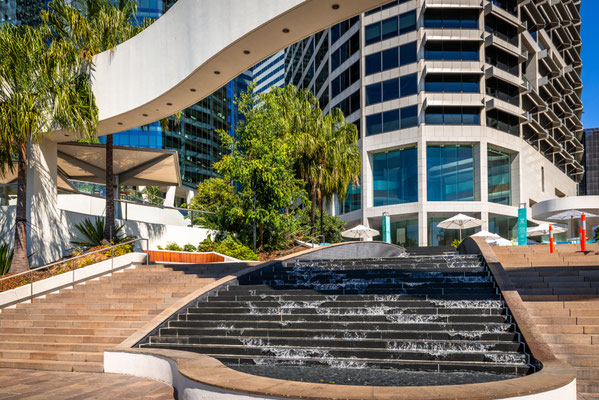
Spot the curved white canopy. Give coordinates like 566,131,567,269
54,0,390,141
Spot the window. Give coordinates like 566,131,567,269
488,149,511,205
428,216,477,246
338,182,361,214
424,41,479,61
373,148,418,206
425,107,480,125
427,145,475,201
486,109,520,135
332,61,360,97
488,214,518,241
332,32,359,71
486,77,520,106
365,74,417,106
364,11,417,45
424,9,479,29
365,42,418,77
424,74,480,93
400,41,418,66
333,90,361,117
400,74,418,97
366,105,418,136
486,46,519,76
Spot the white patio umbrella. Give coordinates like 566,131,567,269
548,210,598,239
341,225,380,241
470,230,502,243
437,214,483,241
490,238,514,246
527,223,567,237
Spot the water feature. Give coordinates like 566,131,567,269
141,252,534,386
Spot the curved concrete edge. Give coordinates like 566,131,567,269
104,348,576,400
104,240,577,399
531,196,599,221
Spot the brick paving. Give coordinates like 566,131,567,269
0,368,173,399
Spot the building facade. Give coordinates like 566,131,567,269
285,0,583,246
252,50,285,94
581,128,599,195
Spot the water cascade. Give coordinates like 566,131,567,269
140,252,534,386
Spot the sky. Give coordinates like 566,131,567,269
581,2,599,128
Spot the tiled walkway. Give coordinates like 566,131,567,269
0,368,173,399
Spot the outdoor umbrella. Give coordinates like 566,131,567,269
548,210,597,239
341,225,380,241
437,214,483,241
490,238,513,247
470,230,502,243
527,223,567,237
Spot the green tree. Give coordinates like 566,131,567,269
187,178,243,233
216,87,306,251
44,0,151,243
0,24,98,273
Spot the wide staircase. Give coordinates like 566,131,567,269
141,253,534,386
494,244,599,397
0,263,247,372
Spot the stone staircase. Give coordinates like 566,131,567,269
141,254,534,386
494,244,599,396
0,263,247,373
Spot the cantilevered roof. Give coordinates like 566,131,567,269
0,143,181,188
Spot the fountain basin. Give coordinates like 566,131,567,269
105,241,577,399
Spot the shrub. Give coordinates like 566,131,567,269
159,242,183,251
198,237,258,261
451,239,462,249
71,217,135,248
0,244,13,276
183,243,197,252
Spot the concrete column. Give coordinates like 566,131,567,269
418,210,428,247
479,141,489,231
418,135,428,246
26,139,68,267
186,189,195,205
165,186,176,208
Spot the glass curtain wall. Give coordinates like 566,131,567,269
488,148,511,205
374,219,419,247
338,182,361,214
372,148,418,206
427,145,475,201
488,214,517,241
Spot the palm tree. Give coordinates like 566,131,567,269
44,0,151,243
310,108,361,241
287,87,361,240
0,24,98,273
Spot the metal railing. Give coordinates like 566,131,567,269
0,238,149,302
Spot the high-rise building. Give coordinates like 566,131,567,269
284,0,583,247
581,128,599,195
252,50,285,94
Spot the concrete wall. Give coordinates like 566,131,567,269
0,205,213,267
57,194,191,227
291,241,406,261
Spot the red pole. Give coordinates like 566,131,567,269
549,224,554,254
581,213,587,252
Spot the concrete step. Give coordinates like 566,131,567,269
0,341,115,353
0,319,146,329
0,333,125,344
534,325,584,334
543,334,591,345
0,326,137,336
0,349,103,363
0,358,103,372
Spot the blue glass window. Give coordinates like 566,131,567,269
381,17,399,40
383,110,400,132
425,107,480,125
399,11,417,34
424,41,479,61
401,105,418,128
382,47,399,70
400,74,418,97
366,53,382,75
424,9,479,29
338,182,361,214
366,113,383,136
427,145,475,201
488,149,511,205
382,79,399,101
425,74,480,93
400,41,417,65
365,23,381,45
366,83,382,106
373,148,418,206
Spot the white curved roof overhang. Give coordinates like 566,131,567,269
54,0,390,141
532,196,599,221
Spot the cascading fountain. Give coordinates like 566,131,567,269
140,252,535,386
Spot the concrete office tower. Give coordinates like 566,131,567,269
253,50,285,94
285,0,583,246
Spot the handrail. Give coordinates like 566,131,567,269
0,238,149,301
